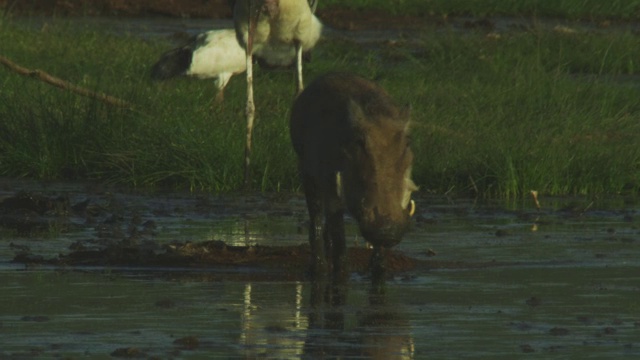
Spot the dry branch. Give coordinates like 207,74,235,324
0,55,133,108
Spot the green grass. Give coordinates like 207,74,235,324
0,17,639,197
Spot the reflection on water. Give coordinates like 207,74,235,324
236,280,416,359
304,279,415,359
239,282,308,358
0,271,418,358
3,263,639,358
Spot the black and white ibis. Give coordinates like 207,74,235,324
151,29,246,103
232,0,322,186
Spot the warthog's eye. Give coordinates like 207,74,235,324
345,131,366,153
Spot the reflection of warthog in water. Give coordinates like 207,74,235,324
304,283,415,359
290,72,417,281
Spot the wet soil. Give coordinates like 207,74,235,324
2,186,508,280
17,241,422,279
0,185,361,275
3,179,637,279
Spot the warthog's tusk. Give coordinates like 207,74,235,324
409,199,416,216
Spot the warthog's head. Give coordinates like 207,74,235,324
338,100,417,248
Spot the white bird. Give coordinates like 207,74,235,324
232,0,322,187
151,29,246,103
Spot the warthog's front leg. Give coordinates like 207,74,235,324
325,187,347,284
370,246,387,294
302,174,328,278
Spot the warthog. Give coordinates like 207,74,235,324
290,72,417,281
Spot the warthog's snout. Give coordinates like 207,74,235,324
357,198,417,248
360,221,410,248
290,72,417,278
337,168,417,248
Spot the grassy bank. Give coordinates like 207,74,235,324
0,18,639,197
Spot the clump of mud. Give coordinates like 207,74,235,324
0,191,70,235
14,239,420,280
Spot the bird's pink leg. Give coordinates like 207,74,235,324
295,42,304,94
244,13,256,188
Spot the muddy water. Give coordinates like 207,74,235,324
1,179,639,358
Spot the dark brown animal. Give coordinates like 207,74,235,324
290,73,417,281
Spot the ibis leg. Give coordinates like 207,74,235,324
244,48,255,188
295,42,304,94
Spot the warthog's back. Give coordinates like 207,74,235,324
290,72,407,178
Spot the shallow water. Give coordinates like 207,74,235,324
1,179,639,358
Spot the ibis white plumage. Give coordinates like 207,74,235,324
232,0,322,186
151,29,246,103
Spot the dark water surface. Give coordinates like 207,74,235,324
1,179,639,358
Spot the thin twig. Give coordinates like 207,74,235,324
0,55,133,108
